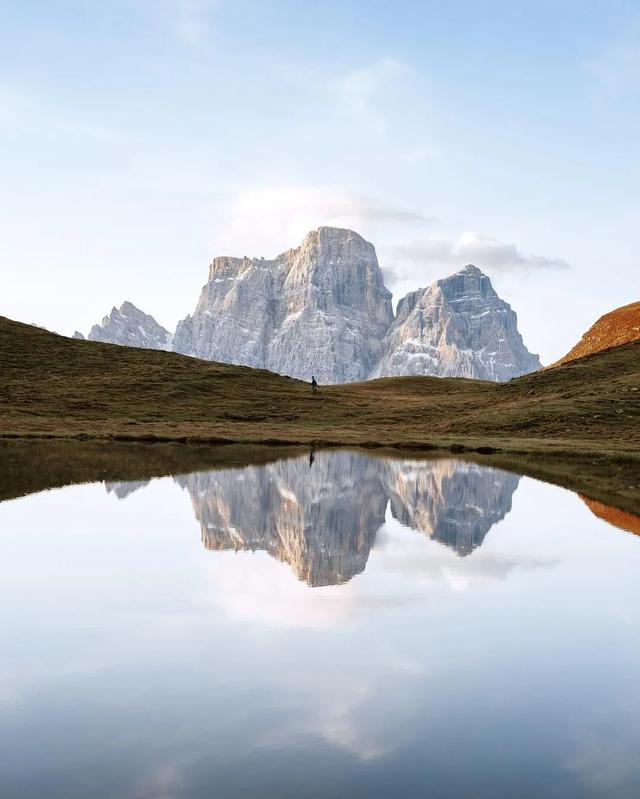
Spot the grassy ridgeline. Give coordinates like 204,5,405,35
1,315,639,455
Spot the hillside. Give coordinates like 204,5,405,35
553,301,640,366
1,315,639,455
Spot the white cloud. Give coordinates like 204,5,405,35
145,0,218,46
0,85,32,130
212,184,433,259
0,83,128,143
208,185,569,311
587,42,640,98
325,57,425,137
175,0,216,45
334,58,412,113
381,231,569,293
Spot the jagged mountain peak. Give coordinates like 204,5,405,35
451,263,484,277
86,302,172,351
372,262,540,381
174,227,393,383
80,227,540,383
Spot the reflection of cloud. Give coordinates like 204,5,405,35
564,703,640,793
132,760,189,799
373,519,558,592
200,510,558,630
258,667,425,763
201,552,357,629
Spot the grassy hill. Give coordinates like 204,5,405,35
552,300,640,366
1,315,639,456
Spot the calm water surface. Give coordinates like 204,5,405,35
1,451,639,798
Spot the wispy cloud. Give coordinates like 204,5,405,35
587,42,640,98
212,184,433,258
144,0,218,46
383,231,569,287
0,84,32,130
585,15,640,101
0,83,129,143
174,0,217,46
334,58,413,113
330,57,420,135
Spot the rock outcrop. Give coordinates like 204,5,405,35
551,301,640,367
371,265,541,381
87,302,172,351
173,227,394,383
81,229,540,382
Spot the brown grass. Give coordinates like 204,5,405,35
1,315,639,459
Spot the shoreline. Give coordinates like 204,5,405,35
1,436,638,518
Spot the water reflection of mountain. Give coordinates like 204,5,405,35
385,460,520,556
105,480,151,500
174,452,388,587
109,453,520,585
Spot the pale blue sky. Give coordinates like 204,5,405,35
1,0,639,361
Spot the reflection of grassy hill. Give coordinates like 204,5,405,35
581,497,640,535
0,439,638,520
1,315,639,456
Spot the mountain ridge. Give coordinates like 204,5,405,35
76,227,540,383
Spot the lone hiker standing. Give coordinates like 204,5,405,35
311,375,318,394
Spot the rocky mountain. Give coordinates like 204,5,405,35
173,227,394,383
86,302,172,350
552,301,640,367
371,265,541,381
109,452,521,585
81,227,540,382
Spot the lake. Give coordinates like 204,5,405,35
1,449,639,798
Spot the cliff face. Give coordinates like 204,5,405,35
82,229,540,382
173,227,394,383
87,302,172,351
552,301,640,366
371,265,541,381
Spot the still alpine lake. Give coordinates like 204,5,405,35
1,449,639,798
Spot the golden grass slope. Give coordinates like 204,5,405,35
553,301,640,366
1,315,639,454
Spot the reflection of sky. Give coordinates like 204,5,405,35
0,465,639,798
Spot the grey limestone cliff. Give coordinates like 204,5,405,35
87,301,172,351
371,265,541,381
173,227,394,383
81,229,540,382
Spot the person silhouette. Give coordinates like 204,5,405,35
311,375,318,394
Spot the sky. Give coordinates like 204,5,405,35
1,0,639,363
